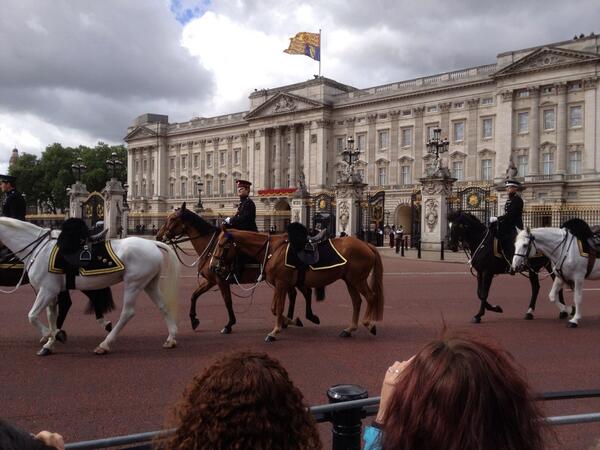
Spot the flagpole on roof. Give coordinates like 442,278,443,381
319,29,322,77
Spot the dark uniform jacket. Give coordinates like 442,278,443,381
229,196,258,231
2,189,26,221
498,192,524,236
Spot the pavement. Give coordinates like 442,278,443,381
378,245,469,263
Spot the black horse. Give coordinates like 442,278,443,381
447,211,566,323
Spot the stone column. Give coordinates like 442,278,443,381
212,138,219,191
556,82,568,175
303,121,312,187
291,195,311,227
273,127,282,187
102,178,125,239
257,129,267,190
226,136,234,195
584,77,598,174
289,125,297,188
136,147,144,199
175,144,181,196
466,98,479,180
413,106,425,179
528,86,540,176
240,133,249,181
495,90,513,179
367,114,377,185
248,131,256,186
156,123,169,200
315,120,329,188
127,147,135,198
389,111,400,185
187,141,193,197
419,173,456,250
68,181,89,218
335,182,368,237
439,102,452,140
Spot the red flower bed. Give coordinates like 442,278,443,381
257,188,298,196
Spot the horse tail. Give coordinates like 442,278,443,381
84,289,116,315
367,243,385,321
316,287,326,301
153,241,181,321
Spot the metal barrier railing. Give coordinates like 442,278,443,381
64,388,600,450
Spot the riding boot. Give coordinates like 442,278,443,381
56,290,72,329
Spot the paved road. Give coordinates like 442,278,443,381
1,253,600,449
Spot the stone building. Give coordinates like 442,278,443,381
125,33,600,233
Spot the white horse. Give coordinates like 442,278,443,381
0,217,180,355
512,226,596,328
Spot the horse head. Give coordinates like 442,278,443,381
512,227,535,272
447,211,466,252
157,202,217,243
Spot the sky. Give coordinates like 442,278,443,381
1,0,599,173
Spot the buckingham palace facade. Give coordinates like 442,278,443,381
125,34,600,232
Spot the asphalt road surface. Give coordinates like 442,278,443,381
1,253,600,449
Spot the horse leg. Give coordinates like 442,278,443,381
216,279,236,334
340,280,362,337
549,277,570,319
472,272,486,323
143,274,178,347
94,283,142,354
525,269,540,320
286,287,297,325
28,289,57,356
473,271,501,323
266,283,288,342
355,278,377,336
301,287,320,325
567,279,583,328
189,277,215,330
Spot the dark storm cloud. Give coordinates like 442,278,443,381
0,0,214,142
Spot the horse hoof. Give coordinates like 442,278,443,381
491,305,503,313
94,346,109,355
105,322,112,333
295,318,304,327
308,315,320,325
369,325,377,336
37,348,52,357
567,321,578,328
339,330,352,338
163,339,177,349
559,311,568,320
471,316,481,324
39,335,49,344
265,335,276,342
220,326,232,335
524,313,534,320
56,330,67,343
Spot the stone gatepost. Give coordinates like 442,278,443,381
419,172,456,250
291,196,311,227
68,181,89,219
335,182,367,237
102,178,125,239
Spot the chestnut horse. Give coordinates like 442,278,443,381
210,227,384,341
156,204,320,334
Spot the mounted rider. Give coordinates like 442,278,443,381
1,174,26,221
223,179,258,278
491,179,524,264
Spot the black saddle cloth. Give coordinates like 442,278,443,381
285,239,347,271
49,241,124,276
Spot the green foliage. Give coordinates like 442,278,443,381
9,142,127,213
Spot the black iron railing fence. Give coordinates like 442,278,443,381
64,387,600,450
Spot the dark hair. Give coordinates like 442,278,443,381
381,334,547,450
162,351,322,450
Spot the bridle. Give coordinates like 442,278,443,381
211,231,272,283
161,216,218,268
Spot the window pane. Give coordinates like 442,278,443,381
378,167,387,185
401,128,412,147
570,106,582,127
378,130,389,150
452,161,464,180
482,118,493,138
543,109,555,130
357,134,366,151
569,151,582,174
453,122,464,142
481,159,492,180
517,155,528,177
401,165,411,185
542,153,554,175
518,112,529,133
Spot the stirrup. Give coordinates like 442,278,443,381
80,245,92,262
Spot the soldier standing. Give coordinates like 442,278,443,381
0,174,26,221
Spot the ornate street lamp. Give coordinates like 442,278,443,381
340,136,361,182
71,157,87,181
106,152,123,179
426,127,449,173
196,179,204,211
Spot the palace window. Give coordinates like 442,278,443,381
518,112,529,133
233,148,240,165
481,97,493,105
193,154,199,168
454,101,464,109
378,130,389,151
220,151,226,166
570,105,583,128
426,124,439,139
569,151,582,174
205,180,213,196
336,136,345,153
378,167,387,185
542,153,554,175
169,182,174,197
453,121,465,143
143,159,147,173
219,179,226,195
517,154,528,176
402,109,412,117
135,160,139,174
452,161,464,180
206,153,213,168
427,105,437,112
356,133,366,151
401,127,412,147
543,109,555,131
400,165,412,185
482,118,493,139
481,159,492,180
181,156,187,170
169,158,175,171
181,181,187,197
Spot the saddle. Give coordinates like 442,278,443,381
60,229,109,269
297,229,329,265
586,225,600,253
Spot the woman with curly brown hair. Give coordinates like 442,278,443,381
161,351,322,450
364,334,549,450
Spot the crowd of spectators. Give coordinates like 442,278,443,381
2,334,553,450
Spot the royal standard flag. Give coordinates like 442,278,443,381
284,32,320,61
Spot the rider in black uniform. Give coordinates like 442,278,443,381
1,175,26,220
492,179,524,265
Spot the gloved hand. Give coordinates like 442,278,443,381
224,217,231,225
489,216,498,223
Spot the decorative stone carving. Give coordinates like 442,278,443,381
293,209,300,223
345,117,356,125
422,181,453,196
500,90,513,102
527,86,541,97
273,96,297,113
413,106,425,117
294,169,309,198
555,82,568,94
439,102,452,113
339,201,350,232
367,114,378,124
505,155,518,179
523,54,562,69
584,77,598,90
424,198,439,232
467,98,480,109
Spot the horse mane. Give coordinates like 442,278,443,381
287,222,308,251
180,208,217,236
448,211,486,232
561,218,592,241
58,218,90,253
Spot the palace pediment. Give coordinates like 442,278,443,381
124,126,158,141
494,46,600,78
245,92,327,119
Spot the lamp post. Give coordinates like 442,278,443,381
106,152,123,179
340,136,361,182
196,179,204,211
71,157,86,181
425,127,449,174
385,211,390,226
